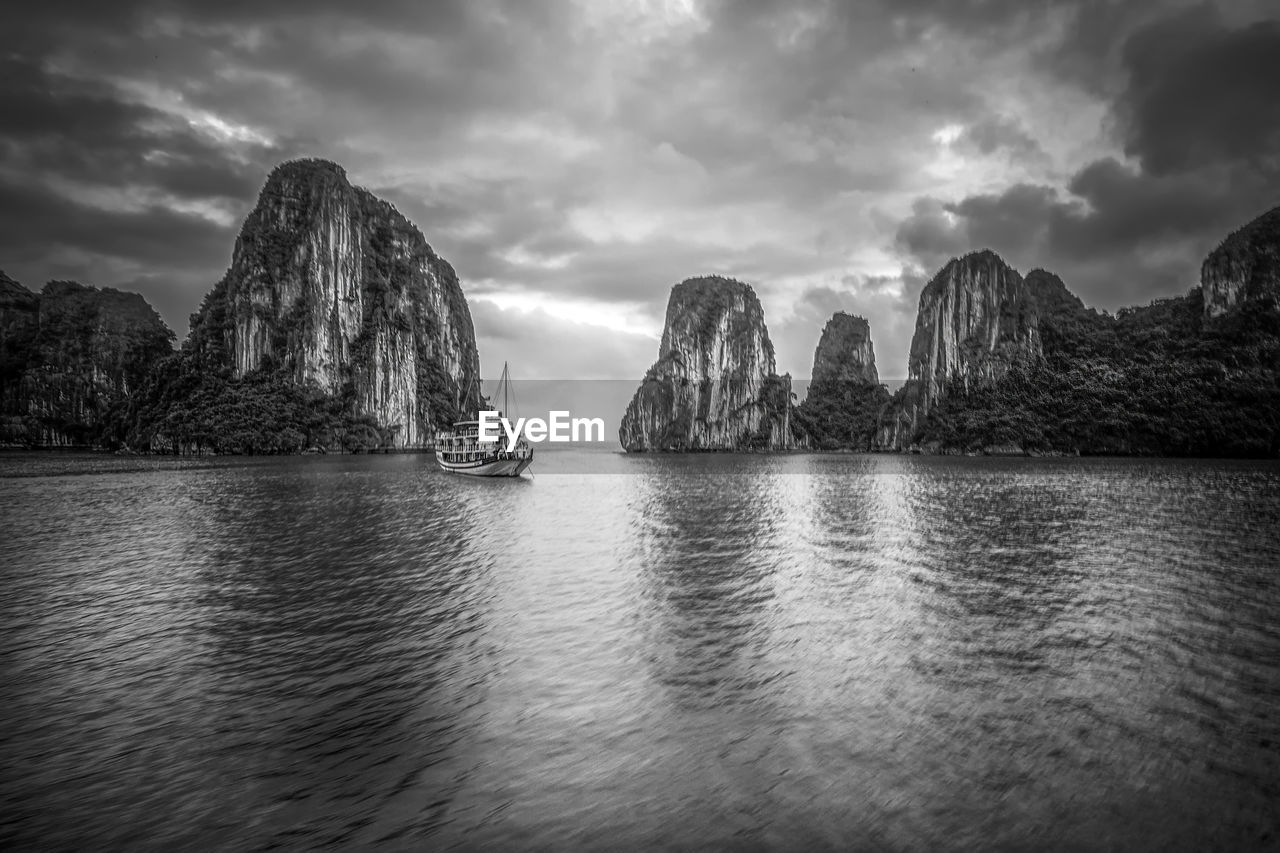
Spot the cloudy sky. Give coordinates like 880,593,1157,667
4,0,1279,379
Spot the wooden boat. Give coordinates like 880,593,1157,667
435,362,533,477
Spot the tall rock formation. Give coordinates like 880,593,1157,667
869,207,1280,457
877,251,1084,449
811,312,879,384
1202,204,1280,318
796,312,888,451
0,275,174,446
190,158,481,447
619,276,799,451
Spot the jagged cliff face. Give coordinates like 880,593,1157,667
811,312,878,384
1202,205,1280,318
908,251,1033,405
877,252,1083,449
0,276,174,446
199,158,481,447
620,276,799,451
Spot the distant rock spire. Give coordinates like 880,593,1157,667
811,312,879,385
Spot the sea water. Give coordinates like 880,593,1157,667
2,450,1278,849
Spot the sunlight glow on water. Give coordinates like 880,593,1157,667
2,451,1279,849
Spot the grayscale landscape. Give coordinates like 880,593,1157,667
2,1,1279,849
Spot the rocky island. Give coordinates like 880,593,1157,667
875,251,1090,450
2,156,1277,458
1,275,174,447
130,158,483,453
3,159,484,454
873,205,1280,456
618,202,1278,457
620,276,800,451
793,312,890,451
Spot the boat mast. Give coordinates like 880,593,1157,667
502,361,510,418
461,371,477,415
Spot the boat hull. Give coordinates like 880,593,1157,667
435,453,532,477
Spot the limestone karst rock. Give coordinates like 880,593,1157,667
796,312,889,451
0,275,174,446
1201,204,1280,318
811,312,879,385
189,158,482,447
620,276,799,451
877,251,1085,449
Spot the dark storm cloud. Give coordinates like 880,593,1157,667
1,0,582,340
1054,158,1253,252
0,55,269,203
1116,6,1280,175
1033,0,1166,95
951,185,1061,258
894,198,972,281
895,160,1279,308
893,2,1280,314
0,175,235,273
0,55,151,139
0,46,275,315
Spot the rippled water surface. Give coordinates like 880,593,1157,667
3,450,1279,850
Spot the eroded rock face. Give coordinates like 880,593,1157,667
1202,205,1280,318
811,312,878,385
876,252,1083,449
198,159,481,447
795,312,889,451
0,275,174,446
907,251,1030,406
620,276,799,451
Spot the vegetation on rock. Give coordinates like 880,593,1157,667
795,379,890,451
915,287,1280,456
0,276,175,447
126,359,393,455
794,311,888,450
126,158,482,453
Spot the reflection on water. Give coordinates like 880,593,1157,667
631,464,786,711
2,452,1278,849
